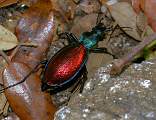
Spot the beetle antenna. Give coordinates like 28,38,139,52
0,62,41,93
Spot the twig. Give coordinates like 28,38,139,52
110,33,156,75
0,62,41,93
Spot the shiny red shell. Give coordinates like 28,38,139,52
44,44,87,85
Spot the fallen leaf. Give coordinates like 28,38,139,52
55,0,77,20
109,2,141,41
136,11,154,37
71,14,98,37
99,0,107,5
0,86,9,116
78,0,100,14
145,26,154,36
132,0,156,32
0,25,18,51
14,0,55,68
0,0,18,8
19,0,38,6
136,11,147,33
0,57,7,84
0,0,6,4
131,0,143,14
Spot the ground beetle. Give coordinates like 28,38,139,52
0,17,115,94
41,20,115,94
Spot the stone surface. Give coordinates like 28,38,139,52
55,59,156,120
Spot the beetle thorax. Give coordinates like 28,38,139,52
79,30,102,49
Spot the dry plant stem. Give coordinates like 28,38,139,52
110,33,156,75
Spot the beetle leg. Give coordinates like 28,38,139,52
40,60,48,65
90,47,108,53
69,33,79,42
69,77,83,94
59,32,73,43
70,65,88,94
79,65,88,93
59,32,79,45
96,12,104,25
90,47,116,58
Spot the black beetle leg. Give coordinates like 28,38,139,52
69,33,79,43
96,12,103,25
58,32,78,45
90,47,116,59
113,25,132,32
70,65,88,94
79,65,88,93
90,47,107,53
58,32,73,44
69,76,83,94
40,60,48,65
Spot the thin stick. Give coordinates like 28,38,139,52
0,62,41,93
110,33,156,75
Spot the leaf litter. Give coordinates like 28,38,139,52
0,0,155,119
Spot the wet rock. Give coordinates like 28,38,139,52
55,59,156,120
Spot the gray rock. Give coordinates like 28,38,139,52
55,59,156,120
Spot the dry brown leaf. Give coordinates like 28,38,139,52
132,0,156,32
14,0,55,68
78,0,100,14
136,11,154,37
145,26,154,36
99,0,107,5
71,14,98,37
55,0,77,21
18,0,38,6
136,12,147,32
0,88,9,115
0,25,18,51
109,2,141,41
5,1,57,119
0,0,18,8
0,57,7,84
